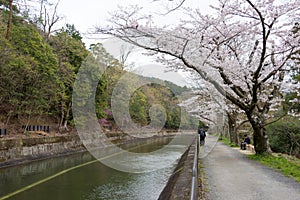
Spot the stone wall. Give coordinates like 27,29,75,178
0,133,179,167
0,135,84,166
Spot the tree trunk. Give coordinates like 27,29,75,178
63,119,69,130
63,103,71,131
233,126,239,145
6,0,13,40
248,119,271,154
228,119,235,143
59,102,71,132
59,102,65,131
228,113,239,145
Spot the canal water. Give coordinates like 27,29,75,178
0,136,193,200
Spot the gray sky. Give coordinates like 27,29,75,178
57,0,216,45
56,0,216,87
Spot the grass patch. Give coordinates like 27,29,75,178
218,137,239,147
248,154,300,183
198,159,209,198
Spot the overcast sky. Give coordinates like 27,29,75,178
57,0,216,45
55,0,217,87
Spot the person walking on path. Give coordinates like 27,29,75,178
200,135,300,200
198,127,206,146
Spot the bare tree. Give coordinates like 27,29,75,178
38,0,60,40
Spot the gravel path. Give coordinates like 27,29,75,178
200,135,300,200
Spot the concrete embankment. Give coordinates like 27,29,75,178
158,139,197,200
0,135,84,167
0,131,180,168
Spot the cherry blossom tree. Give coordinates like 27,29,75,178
179,75,225,125
181,76,248,145
97,0,300,154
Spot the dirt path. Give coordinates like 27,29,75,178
200,135,300,200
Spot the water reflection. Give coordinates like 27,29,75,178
84,163,174,200
0,137,190,200
0,151,94,196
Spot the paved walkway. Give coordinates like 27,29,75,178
200,135,300,200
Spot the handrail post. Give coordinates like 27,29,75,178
190,135,199,200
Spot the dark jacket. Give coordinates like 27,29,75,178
244,136,251,144
198,128,206,140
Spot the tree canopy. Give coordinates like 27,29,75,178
0,5,194,134
97,0,300,154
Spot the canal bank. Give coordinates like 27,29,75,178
0,136,192,200
0,131,181,168
158,137,198,200
0,131,200,199
0,134,84,168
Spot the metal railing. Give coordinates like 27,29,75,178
190,135,199,200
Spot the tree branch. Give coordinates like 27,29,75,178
161,0,186,15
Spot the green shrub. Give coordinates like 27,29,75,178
266,118,300,157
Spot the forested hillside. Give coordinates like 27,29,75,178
0,5,196,135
